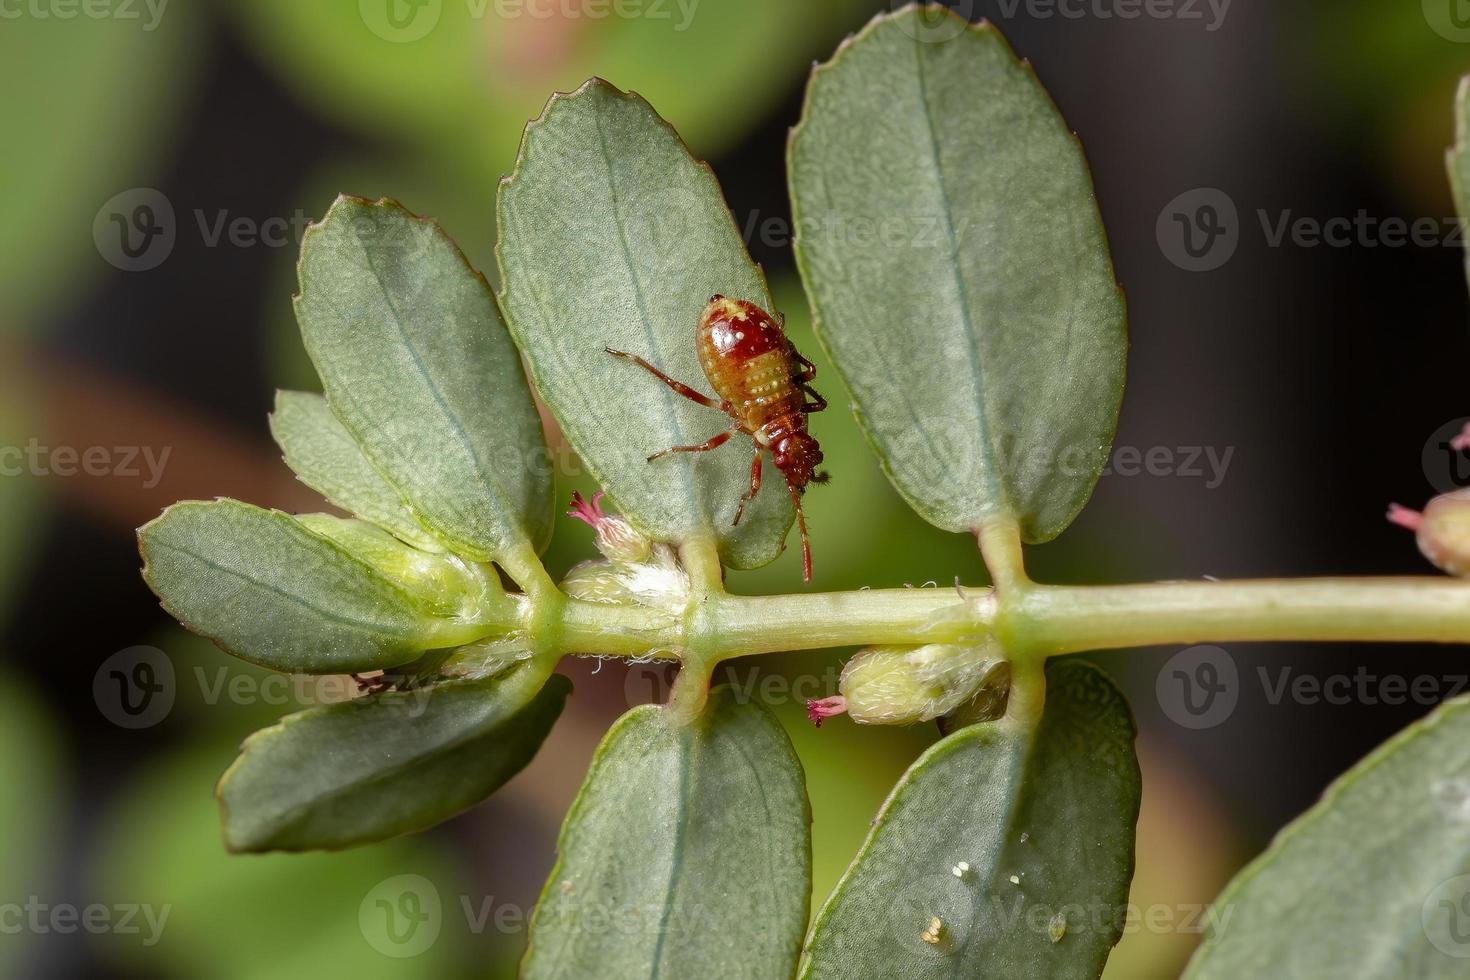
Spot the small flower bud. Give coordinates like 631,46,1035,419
832,640,1005,726
568,491,652,565
560,559,638,605
1390,491,1470,577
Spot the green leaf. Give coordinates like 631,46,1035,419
219,667,569,853
497,79,793,570
1184,691,1470,978
1449,75,1470,291
139,500,481,673
295,196,553,570
292,514,499,620
523,687,811,978
788,9,1126,541
269,389,445,553
800,660,1139,979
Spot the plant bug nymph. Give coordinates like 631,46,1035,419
606,295,829,581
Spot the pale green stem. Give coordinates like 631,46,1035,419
667,536,726,723
508,577,1470,662
1001,657,1046,732
976,518,1028,592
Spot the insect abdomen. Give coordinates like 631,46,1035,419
697,296,799,426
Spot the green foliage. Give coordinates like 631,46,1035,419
219,667,569,852
270,390,446,554
522,688,811,978
789,8,1126,541
139,500,486,673
134,9,1470,980
801,661,1139,978
1184,691,1470,978
497,79,792,569
296,196,554,571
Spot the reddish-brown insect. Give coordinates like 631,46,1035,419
606,295,829,580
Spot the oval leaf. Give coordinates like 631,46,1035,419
269,389,445,553
139,500,482,673
1184,691,1470,978
800,660,1140,979
497,79,794,570
523,686,811,978
788,9,1126,541
219,668,570,852
295,195,554,567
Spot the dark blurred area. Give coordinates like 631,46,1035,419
2,1,1468,976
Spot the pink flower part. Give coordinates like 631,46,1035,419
1386,503,1423,533
567,491,606,528
807,696,848,728
1453,423,1470,452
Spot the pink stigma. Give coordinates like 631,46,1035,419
807,696,847,728
1386,503,1423,533
1453,423,1470,453
567,490,606,528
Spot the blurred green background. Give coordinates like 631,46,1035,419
3,1,1470,976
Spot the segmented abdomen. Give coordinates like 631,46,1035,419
697,296,803,435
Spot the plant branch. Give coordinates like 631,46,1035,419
527,576,1470,664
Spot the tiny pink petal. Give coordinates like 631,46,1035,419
567,490,606,528
1387,503,1423,532
807,696,847,728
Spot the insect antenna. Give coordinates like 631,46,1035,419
789,482,813,582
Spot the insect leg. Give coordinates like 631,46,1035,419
798,382,828,413
647,427,737,463
606,348,721,410
789,482,813,582
792,351,818,383
733,453,763,526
